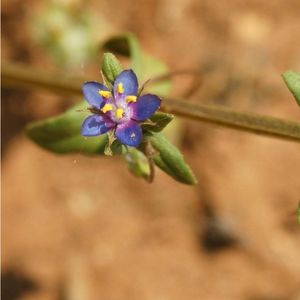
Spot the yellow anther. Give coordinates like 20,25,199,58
126,95,137,103
99,90,112,98
116,108,124,119
101,103,113,113
117,83,124,94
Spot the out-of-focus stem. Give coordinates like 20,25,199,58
2,61,83,95
2,61,300,143
161,98,300,142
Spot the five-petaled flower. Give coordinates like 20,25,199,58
81,70,161,147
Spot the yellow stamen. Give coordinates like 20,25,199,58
116,108,124,119
117,83,124,94
99,90,112,98
126,95,137,103
101,103,113,113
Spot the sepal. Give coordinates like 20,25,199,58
142,112,174,132
142,132,197,185
101,53,123,85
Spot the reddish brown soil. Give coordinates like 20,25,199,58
2,0,300,299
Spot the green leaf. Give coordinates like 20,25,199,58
142,112,174,132
124,148,151,180
101,32,171,96
144,132,197,185
101,52,123,84
101,32,142,73
26,101,108,154
282,71,300,107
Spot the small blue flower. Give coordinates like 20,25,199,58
81,70,161,147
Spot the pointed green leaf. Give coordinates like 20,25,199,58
26,101,108,154
144,132,197,185
101,52,123,84
142,112,174,132
282,71,300,106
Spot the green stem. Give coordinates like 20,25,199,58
2,61,300,143
2,61,83,95
161,98,300,142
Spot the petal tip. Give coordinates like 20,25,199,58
131,94,161,121
115,121,142,147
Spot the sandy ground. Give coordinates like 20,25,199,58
2,0,300,299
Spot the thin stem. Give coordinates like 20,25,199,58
2,61,83,95
145,141,155,183
2,61,300,143
161,98,300,142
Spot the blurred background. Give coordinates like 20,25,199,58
2,0,300,299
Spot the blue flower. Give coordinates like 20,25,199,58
81,70,161,147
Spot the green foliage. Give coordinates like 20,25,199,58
145,133,197,185
282,71,300,107
26,102,107,154
124,149,151,180
101,53,123,85
26,33,197,185
142,112,174,132
27,32,173,155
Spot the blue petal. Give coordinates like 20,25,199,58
131,94,161,121
114,70,138,96
82,82,109,109
115,120,142,147
81,115,114,136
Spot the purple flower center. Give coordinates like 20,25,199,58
99,82,137,124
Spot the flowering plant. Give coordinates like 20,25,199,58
16,32,300,218
26,49,197,185
81,69,161,147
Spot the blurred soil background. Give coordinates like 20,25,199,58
2,0,300,299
